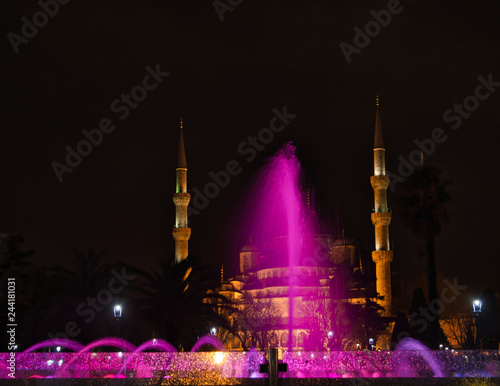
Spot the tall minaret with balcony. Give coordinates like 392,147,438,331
371,96,393,316
172,118,191,263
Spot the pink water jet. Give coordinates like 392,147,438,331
23,338,85,353
117,339,178,377
190,335,225,352
235,143,324,350
56,337,136,377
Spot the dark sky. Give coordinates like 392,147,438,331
1,1,499,294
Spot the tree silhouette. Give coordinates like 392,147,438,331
477,288,500,349
42,250,123,344
131,256,233,351
0,235,34,280
398,166,452,348
0,236,39,349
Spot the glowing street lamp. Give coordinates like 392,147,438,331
114,305,123,339
473,299,482,314
327,331,334,339
210,327,217,336
114,304,123,318
473,299,483,349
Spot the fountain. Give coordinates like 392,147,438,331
2,145,499,383
233,143,332,352
1,336,499,381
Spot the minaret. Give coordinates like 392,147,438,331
172,118,191,263
370,95,393,316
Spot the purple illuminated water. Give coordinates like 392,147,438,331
56,337,136,377
395,338,444,377
190,335,225,352
3,337,499,379
117,339,178,377
236,143,321,349
23,339,84,353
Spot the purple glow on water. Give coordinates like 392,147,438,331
132,339,178,353
395,337,445,377
55,338,136,377
190,335,225,352
2,345,500,378
236,143,321,349
23,339,85,353
117,339,178,377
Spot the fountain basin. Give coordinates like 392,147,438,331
2,350,498,382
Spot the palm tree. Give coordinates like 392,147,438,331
0,236,37,349
398,166,452,348
43,250,121,344
0,235,34,280
131,256,234,351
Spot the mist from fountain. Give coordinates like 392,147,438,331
234,142,321,350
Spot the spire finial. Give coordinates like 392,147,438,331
177,121,187,169
221,264,224,282
374,94,384,149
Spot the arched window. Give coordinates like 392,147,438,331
280,332,288,347
298,332,306,348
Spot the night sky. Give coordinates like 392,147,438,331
2,1,499,295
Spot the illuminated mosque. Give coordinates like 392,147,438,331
171,99,395,350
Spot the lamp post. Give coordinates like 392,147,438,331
327,331,334,351
369,338,375,351
210,327,217,336
114,305,125,375
114,305,122,338
473,299,482,349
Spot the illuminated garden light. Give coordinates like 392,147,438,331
210,327,217,336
